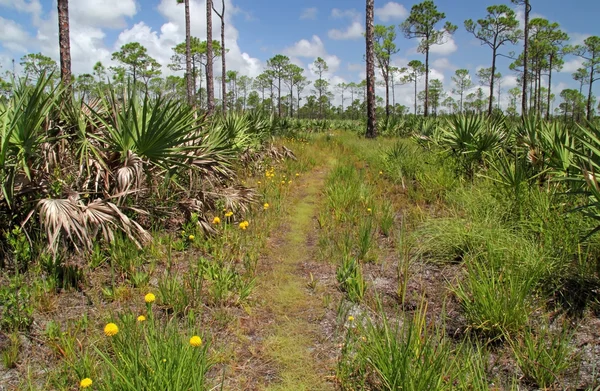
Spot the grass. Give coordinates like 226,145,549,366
4,128,600,391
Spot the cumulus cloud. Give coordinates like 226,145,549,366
432,57,455,70
328,21,364,40
0,0,263,78
0,17,32,53
70,0,137,29
331,8,360,20
284,35,327,58
300,7,318,20
569,32,591,46
561,58,585,73
375,2,408,22
429,36,458,55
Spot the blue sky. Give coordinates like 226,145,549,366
0,0,598,109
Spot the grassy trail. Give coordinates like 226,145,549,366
227,155,337,390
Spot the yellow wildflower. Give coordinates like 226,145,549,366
348,315,354,322
137,315,146,322
379,171,383,175
213,216,221,224
263,203,269,210
288,181,292,184
281,180,286,184
295,173,299,177
145,293,156,303
80,378,93,388
239,221,249,230
367,208,372,214
225,211,234,218
188,234,195,241
189,335,202,347
104,323,119,337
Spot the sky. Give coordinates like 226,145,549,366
0,0,599,110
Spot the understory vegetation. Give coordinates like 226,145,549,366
1,75,600,390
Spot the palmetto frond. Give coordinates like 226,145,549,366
38,196,151,254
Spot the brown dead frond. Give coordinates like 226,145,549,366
38,195,151,254
116,151,144,195
38,196,87,253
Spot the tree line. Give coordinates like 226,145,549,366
0,0,599,125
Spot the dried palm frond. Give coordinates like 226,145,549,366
82,199,151,248
215,185,259,214
38,195,151,254
38,196,87,253
116,150,144,194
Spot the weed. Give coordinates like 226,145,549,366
95,311,212,391
0,274,33,331
357,217,375,261
340,302,459,391
511,320,575,389
452,250,542,340
379,200,395,237
336,256,367,303
1,332,20,369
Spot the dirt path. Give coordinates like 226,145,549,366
225,162,336,391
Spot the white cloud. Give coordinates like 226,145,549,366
347,63,363,72
328,21,364,40
569,32,591,46
0,0,42,18
70,0,137,29
0,17,32,53
500,75,518,89
0,0,262,79
561,58,585,73
429,36,458,55
331,8,360,20
375,2,408,22
284,35,327,58
300,7,318,20
432,57,454,70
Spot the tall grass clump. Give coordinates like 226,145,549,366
94,299,211,390
338,302,488,391
511,320,575,389
452,246,547,340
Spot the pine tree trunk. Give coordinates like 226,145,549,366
587,66,595,121
213,1,226,114
521,0,530,117
57,0,72,92
184,0,193,106
206,0,215,115
414,77,418,115
424,47,430,117
385,74,390,121
547,54,553,119
365,0,377,138
489,47,497,116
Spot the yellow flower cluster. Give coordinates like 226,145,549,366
265,168,275,179
188,234,195,241
80,378,93,388
137,315,146,322
145,293,156,303
239,221,249,230
104,323,119,337
367,208,372,214
189,335,202,347
213,216,221,224
224,211,234,218
263,203,269,210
